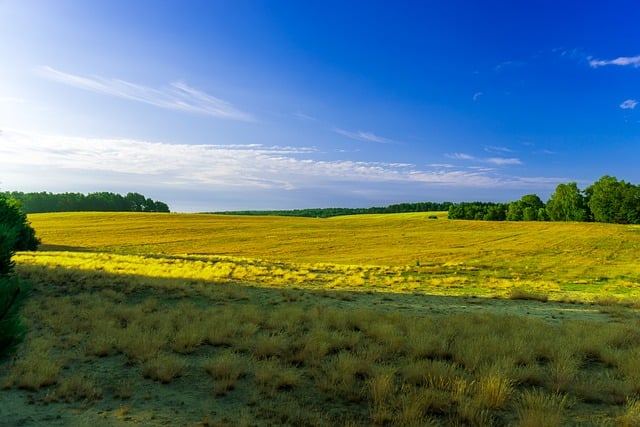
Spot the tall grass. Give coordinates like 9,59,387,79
3,263,640,425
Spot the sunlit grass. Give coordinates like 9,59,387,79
13,247,640,303
24,212,640,301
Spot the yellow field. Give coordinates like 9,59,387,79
20,211,640,302
3,211,640,425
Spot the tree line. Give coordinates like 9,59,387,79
448,175,640,224
214,201,453,218
2,192,170,214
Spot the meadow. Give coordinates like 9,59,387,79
2,212,640,425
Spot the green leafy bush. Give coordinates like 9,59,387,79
0,195,38,359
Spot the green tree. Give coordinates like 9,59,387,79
483,205,507,221
507,194,544,221
546,183,589,222
506,202,524,221
0,195,36,359
0,195,39,251
585,176,640,224
521,194,545,211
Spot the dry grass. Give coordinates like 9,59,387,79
3,271,640,424
616,398,640,427
52,374,102,402
140,353,187,383
516,389,571,427
203,350,249,396
2,212,640,424
21,211,640,303
509,287,549,302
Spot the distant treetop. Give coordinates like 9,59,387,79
2,192,170,214
212,201,453,218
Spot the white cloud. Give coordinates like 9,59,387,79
446,152,476,160
334,128,396,144
486,157,522,165
428,163,455,168
484,145,514,154
0,129,563,210
36,66,254,122
620,99,638,110
589,55,640,68
446,152,521,166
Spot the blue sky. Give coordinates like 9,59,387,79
1,1,639,211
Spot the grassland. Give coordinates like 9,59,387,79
2,212,640,425
24,211,640,302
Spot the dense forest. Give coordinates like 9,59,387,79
213,202,453,218
448,175,640,224
2,192,170,214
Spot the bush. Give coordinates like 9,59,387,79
0,195,39,251
0,195,38,359
0,276,28,359
0,224,16,277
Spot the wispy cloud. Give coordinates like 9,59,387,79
0,129,558,208
446,152,522,166
589,55,640,68
446,152,476,160
292,112,317,121
494,60,525,72
620,99,638,110
37,66,254,121
553,47,588,61
334,128,397,144
473,92,483,101
486,157,522,165
484,145,514,154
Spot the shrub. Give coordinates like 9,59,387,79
0,276,28,359
0,196,38,359
0,195,39,252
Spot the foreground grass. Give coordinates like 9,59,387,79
3,265,640,426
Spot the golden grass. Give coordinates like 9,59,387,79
18,211,640,304
27,211,640,274
617,398,640,427
2,212,640,424
141,353,186,383
515,389,571,427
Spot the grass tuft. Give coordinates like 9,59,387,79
141,353,186,383
516,389,570,427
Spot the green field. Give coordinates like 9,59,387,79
3,212,640,425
